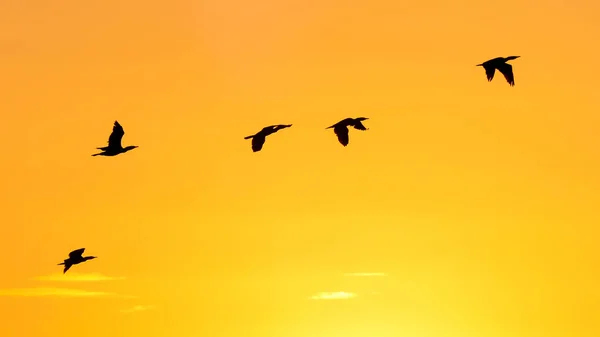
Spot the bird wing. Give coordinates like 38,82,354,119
69,248,85,259
483,65,495,82
353,121,367,131
63,263,72,274
275,124,292,131
107,121,125,148
251,135,266,152
333,126,349,146
261,126,276,133
496,63,515,86
272,124,292,134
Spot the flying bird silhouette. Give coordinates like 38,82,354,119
476,56,520,86
58,248,97,274
92,121,138,156
326,117,369,147
244,124,292,152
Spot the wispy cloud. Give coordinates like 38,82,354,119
32,272,125,282
0,287,124,298
120,305,156,314
310,292,357,300
344,272,387,277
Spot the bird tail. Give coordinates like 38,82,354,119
93,147,108,156
244,135,254,139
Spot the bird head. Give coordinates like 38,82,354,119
124,145,138,152
505,56,520,61
85,256,98,261
356,117,369,121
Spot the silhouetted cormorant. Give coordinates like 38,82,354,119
326,117,369,147
476,56,520,86
58,248,97,274
92,121,138,156
244,124,292,152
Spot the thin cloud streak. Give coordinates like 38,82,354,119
344,272,387,277
310,292,357,300
0,287,136,298
33,272,125,282
120,305,156,314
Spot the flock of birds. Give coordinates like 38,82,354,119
58,55,520,273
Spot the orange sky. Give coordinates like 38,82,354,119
0,0,599,336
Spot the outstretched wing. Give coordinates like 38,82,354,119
333,126,349,146
262,124,291,135
272,124,292,135
261,126,276,133
107,121,125,148
251,135,266,152
483,64,495,82
274,124,292,132
496,63,515,86
63,263,72,274
69,248,85,259
353,121,367,131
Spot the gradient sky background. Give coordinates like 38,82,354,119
0,0,599,336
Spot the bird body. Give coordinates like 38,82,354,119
92,121,138,156
58,248,97,274
476,56,520,86
244,124,292,152
326,117,369,147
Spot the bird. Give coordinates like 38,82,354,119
476,56,520,86
326,117,369,147
244,124,292,152
58,248,97,274
92,121,138,156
